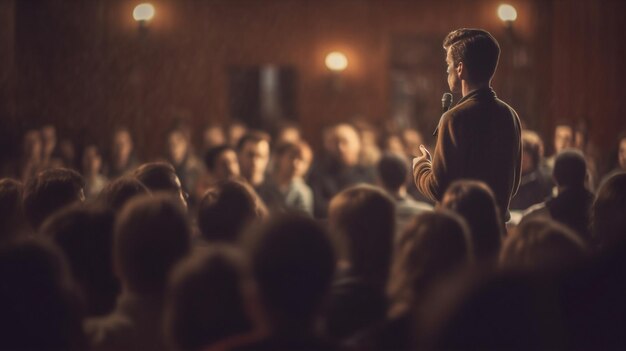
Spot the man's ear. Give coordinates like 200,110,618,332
456,61,465,79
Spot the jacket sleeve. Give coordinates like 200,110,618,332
413,113,460,202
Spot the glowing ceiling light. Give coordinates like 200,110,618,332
325,52,348,72
498,4,518,23
133,3,155,22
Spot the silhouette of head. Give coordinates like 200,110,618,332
553,149,587,188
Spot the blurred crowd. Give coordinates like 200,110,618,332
1,118,626,350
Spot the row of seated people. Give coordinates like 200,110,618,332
12,119,626,221
1,143,626,350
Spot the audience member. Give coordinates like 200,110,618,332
357,210,472,350
500,217,587,272
309,123,376,218
353,119,382,167
41,124,64,169
202,124,227,152
97,176,150,212
85,194,191,351
197,179,266,243
197,144,240,197
234,214,336,350
510,130,553,211
236,131,281,208
0,239,87,351
268,141,314,215
108,128,138,178
133,162,188,208
0,178,28,243
326,184,394,341
523,150,594,242
441,180,502,263
591,172,626,250
376,153,432,240
166,246,253,351
40,203,119,316
22,167,85,231
545,120,575,171
227,120,248,147
167,126,203,205
272,120,302,145
82,145,108,199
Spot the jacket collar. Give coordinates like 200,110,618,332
456,86,496,106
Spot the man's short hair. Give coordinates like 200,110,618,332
39,203,118,315
377,153,409,192
553,149,587,188
22,168,85,230
235,131,271,152
98,176,150,212
114,194,190,294
203,144,235,172
245,214,335,326
329,184,395,281
197,179,262,242
500,217,586,271
133,162,179,193
166,246,251,351
443,28,500,84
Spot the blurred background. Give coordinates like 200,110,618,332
0,0,624,172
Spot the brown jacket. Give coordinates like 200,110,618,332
413,87,522,220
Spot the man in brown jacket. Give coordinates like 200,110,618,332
413,28,522,221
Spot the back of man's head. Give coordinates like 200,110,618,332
245,214,335,329
98,176,150,212
329,184,395,281
377,153,409,193
23,168,85,231
133,162,179,193
443,28,500,84
114,194,190,295
197,179,261,243
592,172,626,249
40,203,118,315
553,149,587,188
166,246,252,351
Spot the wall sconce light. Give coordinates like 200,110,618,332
325,52,348,73
133,3,155,29
497,4,517,27
325,51,348,92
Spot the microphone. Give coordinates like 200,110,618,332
434,93,453,136
442,93,453,113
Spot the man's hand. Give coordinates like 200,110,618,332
412,145,432,169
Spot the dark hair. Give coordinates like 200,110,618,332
166,246,252,351
441,180,502,262
197,179,263,243
329,184,395,281
39,203,119,316
591,172,626,249
443,28,500,84
203,144,235,172
500,217,587,271
236,131,271,152
114,194,191,294
246,214,335,328
0,178,27,242
98,176,150,212
0,239,87,350
22,168,85,230
377,153,410,192
273,141,301,159
133,162,180,193
553,149,587,188
388,210,472,318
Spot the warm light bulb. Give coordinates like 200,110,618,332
498,4,518,22
133,3,155,22
325,52,348,72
